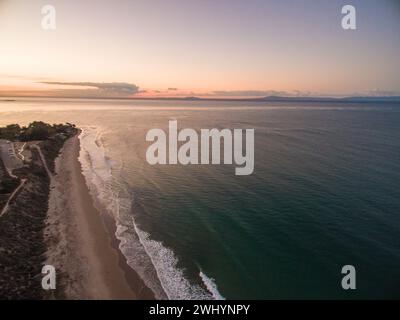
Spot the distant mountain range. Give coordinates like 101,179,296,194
178,95,400,103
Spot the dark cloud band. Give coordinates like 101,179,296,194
40,81,140,95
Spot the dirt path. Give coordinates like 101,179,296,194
32,145,53,179
0,178,27,218
18,142,26,161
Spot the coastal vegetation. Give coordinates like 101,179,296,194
0,121,77,299
0,121,76,141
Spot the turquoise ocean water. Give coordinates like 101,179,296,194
1,98,399,299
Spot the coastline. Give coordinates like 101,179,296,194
45,133,154,299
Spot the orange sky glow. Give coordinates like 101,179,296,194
1,0,399,99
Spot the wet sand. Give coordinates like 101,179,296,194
45,134,154,299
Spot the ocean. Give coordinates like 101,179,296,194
1,98,399,299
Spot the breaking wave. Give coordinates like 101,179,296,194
78,127,222,300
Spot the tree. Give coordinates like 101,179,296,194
24,121,54,140
0,124,21,140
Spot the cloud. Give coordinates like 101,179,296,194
211,90,312,97
40,81,140,96
168,87,178,91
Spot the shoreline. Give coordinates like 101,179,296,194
45,133,154,299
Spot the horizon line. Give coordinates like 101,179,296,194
1,95,400,103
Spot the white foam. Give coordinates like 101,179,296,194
78,127,116,217
79,127,168,299
132,222,212,300
199,271,225,300
78,127,221,300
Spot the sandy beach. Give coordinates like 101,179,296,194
45,134,154,299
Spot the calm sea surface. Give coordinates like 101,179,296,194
1,98,399,299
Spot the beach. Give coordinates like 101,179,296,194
45,133,154,299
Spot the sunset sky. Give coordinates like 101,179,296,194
0,0,399,98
